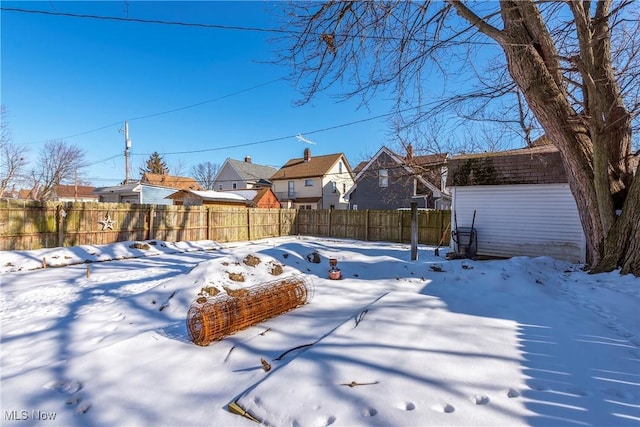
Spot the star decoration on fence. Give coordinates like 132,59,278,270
98,214,116,231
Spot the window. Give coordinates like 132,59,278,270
379,169,388,187
343,183,346,193
305,179,313,187
218,184,222,190
288,181,294,198
332,181,337,193
338,161,343,174
232,182,237,189
352,204,358,210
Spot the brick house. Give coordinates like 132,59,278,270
166,188,280,208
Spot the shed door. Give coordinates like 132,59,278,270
450,183,586,263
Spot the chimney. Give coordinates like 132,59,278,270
244,156,252,163
304,148,311,162
406,144,413,162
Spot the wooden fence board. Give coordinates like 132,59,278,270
0,200,450,251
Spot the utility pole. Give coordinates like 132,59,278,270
122,121,132,184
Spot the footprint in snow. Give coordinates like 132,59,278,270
394,401,416,411
75,401,91,415
65,395,81,405
44,379,82,394
507,388,520,398
566,387,590,397
431,403,455,413
314,415,336,426
528,381,550,391
471,394,490,405
360,407,377,417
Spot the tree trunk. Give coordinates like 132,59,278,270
594,171,640,275
451,1,638,275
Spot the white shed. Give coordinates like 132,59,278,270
447,140,586,263
451,184,586,263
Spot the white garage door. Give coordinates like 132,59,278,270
450,184,586,263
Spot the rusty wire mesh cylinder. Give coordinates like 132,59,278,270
186,275,314,346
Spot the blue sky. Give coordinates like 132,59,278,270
2,1,398,186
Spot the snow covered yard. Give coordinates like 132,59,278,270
1,236,638,427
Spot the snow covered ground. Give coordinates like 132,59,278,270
1,236,638,427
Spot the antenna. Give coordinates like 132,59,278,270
296,134,316,145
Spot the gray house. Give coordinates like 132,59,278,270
346,146,449,210
213,157,277,191
94,173,202,205
94,182,177,205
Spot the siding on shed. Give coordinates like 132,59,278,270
450,184,586,263
140,187,176,205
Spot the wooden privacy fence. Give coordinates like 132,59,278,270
0,200,451,251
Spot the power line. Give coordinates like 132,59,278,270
20,77,285,144
127,78,285,122
1,6,496,45
0,7,294,34
130,102,435,157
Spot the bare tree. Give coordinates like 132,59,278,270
170,158,189,178
278,1,640,276
190,161,220,190
33,140,87,201
0,106,29,197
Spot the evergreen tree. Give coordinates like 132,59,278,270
140,151,169,176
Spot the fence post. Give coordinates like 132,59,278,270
364,210,369,241
206,207,210,241
410,202,418,260
148,207,155,240
247,208,252,241
56,204,65,247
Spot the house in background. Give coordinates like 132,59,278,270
94,173,201,205
213,157,277,191
51,185,99,202
140,173,201,191
446,138,585,263
2,185,98,202
270,148,354,209
346,146,449,210
166,188,280,208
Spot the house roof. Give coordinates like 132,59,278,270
346,146,446,198
270,153,349,180
53,185,98,199
226,159,277,182
141,173,201,190
446,142,567,186
93,183,141,194
166,189,249,205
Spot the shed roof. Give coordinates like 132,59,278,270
446,143,567,187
